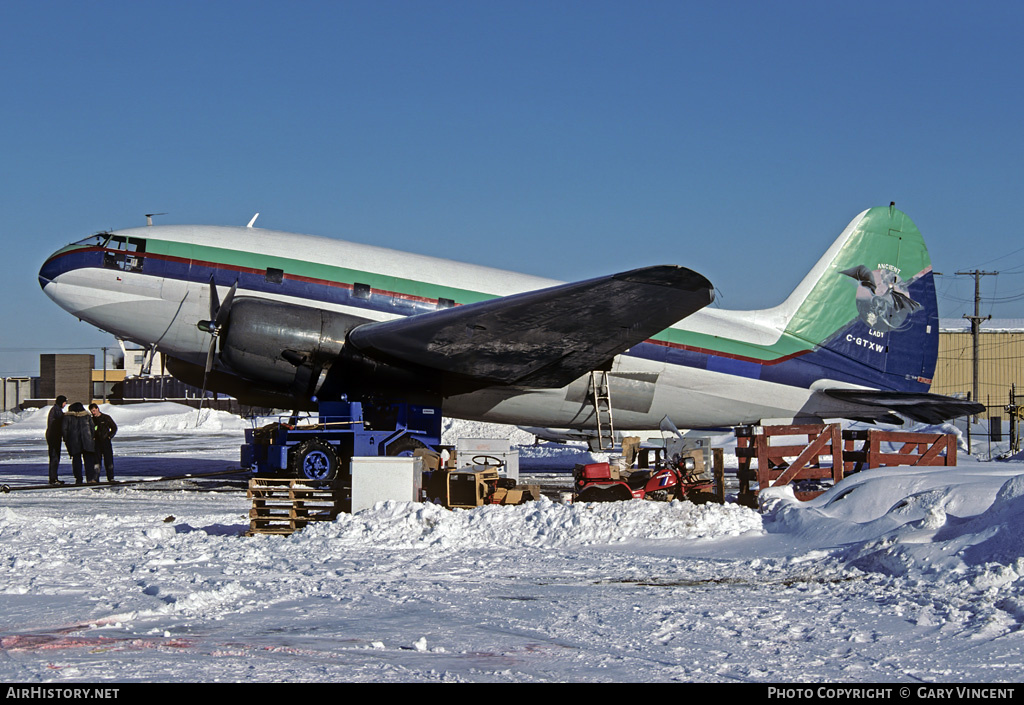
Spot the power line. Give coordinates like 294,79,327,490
963,242,1024,270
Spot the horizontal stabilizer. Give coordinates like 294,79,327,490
348,265,714,389
823,389,985,425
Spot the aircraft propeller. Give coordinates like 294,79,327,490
197,276,238,375
193,276,237,426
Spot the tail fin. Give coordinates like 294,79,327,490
779,205,939,392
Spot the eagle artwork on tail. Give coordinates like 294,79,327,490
841,265,923,333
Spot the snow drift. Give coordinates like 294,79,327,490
299,496,763,550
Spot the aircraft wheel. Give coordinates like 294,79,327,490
292,440,339,481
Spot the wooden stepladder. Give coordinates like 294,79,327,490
589,370,615,451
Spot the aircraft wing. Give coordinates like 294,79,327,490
347,265,714,389
823,389,985,424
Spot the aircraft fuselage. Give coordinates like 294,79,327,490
39,209,941,430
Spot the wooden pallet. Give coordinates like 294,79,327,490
246,477,348,536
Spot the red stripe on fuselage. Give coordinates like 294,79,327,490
56,246,806,365
645,337,809,367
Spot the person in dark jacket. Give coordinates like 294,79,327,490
62,402,97,484
88,403,118,483
46,395,68,485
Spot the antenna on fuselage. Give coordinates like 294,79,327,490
247,213,260,228
145,213,167,226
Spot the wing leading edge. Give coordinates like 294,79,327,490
347,265,714,389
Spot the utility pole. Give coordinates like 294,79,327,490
1009,384,1020,454
956,270,997,419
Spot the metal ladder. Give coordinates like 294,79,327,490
589,370,615,451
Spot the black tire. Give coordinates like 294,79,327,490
385,435,429,457
291,439,340,481
575,484,633,503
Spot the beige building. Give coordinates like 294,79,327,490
932,319,1024,411
91,368,127,402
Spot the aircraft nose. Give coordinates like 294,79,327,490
39,252,61,290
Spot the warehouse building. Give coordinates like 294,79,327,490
932,319,1024,410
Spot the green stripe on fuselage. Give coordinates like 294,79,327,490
146,239,498,305
135,206,930,365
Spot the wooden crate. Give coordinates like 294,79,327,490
246,477,348,536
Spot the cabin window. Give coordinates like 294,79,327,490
437,298,455,309
353,282,371,300
265,267,284,284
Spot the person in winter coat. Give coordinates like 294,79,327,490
88,403,118,483
46,395,68,485
62,402,97,484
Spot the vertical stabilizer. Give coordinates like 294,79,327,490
780,206,938,392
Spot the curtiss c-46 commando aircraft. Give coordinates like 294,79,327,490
38,205,982,447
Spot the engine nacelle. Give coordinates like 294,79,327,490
219,298,372,395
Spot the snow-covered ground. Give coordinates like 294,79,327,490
2,403,1024,682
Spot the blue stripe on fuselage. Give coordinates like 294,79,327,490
42,247,934,395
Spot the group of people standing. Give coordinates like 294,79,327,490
45,395,118,486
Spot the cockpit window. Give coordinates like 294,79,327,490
72,233,112,248
107,235,146,253
100,234,146,273
71,233,147,253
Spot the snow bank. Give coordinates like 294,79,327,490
297,496,764,550
959,474,1024,566
0,402,247,437
760,462,1024,584
440,417,535,446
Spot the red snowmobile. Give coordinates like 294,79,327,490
572,449,712,503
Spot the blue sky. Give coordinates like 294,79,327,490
2,0,1023,377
